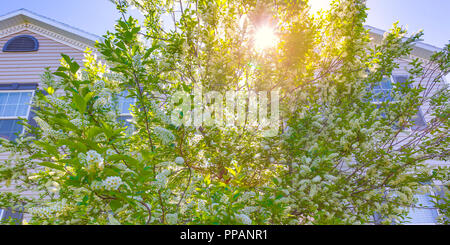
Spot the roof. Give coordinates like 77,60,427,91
0,9,442,59
0,8,99,48
364,25,442,59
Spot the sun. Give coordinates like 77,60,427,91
309,0,332,13
254,25,278,52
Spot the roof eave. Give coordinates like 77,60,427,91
0,8,100,46
364,25,442,53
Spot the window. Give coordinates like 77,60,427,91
401,186,448,224
0,207,24,224
405,193,439,224
117,91,136,129
370,75,408,103
370,75,426,130
371,77,394,103
373,186,446,225
0,91,34,141
2,35,39,52
118,90,136,115
410,108,427,130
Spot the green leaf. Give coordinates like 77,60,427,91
37,161,64,171
53,71,69,79
110,199,123,211
61,53,80,73
108,154,140,168
72,93,86,114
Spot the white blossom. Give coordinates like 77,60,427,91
91,180,104,190
175,157,185,165
312,176,322,183
29,201,67,219
155,169,170,188
70,118,88,128
236,213,252,225
93,97,109,110
85,150,104,171
166,213,178,224
106,149,116,156
103,176,123,191
154,126,175,145
93,80,106,90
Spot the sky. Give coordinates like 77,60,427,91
1,0,449,48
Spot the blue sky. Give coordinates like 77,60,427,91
1,0,449,48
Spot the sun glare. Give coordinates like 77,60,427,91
254,25,278,52
309,0,332,13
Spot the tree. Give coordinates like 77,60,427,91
0,0,448,225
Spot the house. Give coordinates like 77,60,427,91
0,8,97,223
0,9,447,224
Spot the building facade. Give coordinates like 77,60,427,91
0,9,448,224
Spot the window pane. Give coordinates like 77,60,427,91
392,75,408,85
0,93,7,104
380,79,392,89
118,115,134,134
371,77,393,102
0,119,23,141
118,115,132,127
2,105,17,117
117,91,135,115
16,105,29,117
0,92,33,118
19,92,32,104
6,93,20,104
411,109,426,129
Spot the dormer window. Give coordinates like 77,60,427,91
2,35,39,52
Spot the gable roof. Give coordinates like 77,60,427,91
364,25,442,60
0,9,442,60
0,8,99,50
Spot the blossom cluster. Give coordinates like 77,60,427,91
93,91,114,111
90,176,124,191
235,213,252,225
70,118,89,128
29,201,67,219
34,117,66,139
153,126,175,145
85,150,105,172
151,102,171,124
93,80,106,91
166,213,178,225
175,157,185,165
154,169,171,189
103,176,124,191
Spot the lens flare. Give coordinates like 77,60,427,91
254,25,278,52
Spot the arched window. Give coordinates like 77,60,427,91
2,35,39,52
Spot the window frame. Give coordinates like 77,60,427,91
0,90,35,139
116,90,137,132
117,90,137,117
370,75,396,104
370,75,427,131
2,35,39,52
